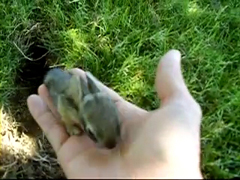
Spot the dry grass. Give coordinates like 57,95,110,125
0,107,65,179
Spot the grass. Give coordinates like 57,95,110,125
0,0,240,178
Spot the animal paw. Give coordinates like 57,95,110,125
66,124,83,136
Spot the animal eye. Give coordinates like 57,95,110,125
85,128,98,142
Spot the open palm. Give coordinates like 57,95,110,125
27,50,203,178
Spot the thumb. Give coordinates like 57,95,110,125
155,49,191,106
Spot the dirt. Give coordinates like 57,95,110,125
1,30,66,178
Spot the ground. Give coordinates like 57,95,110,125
0,0,239,179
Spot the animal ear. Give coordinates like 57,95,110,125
66,69,90,98
79,75,90,98
67,75,83,100
57,94,79,123
85,71,101,93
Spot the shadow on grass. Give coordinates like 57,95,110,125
1,2,67,179
5,44,48,137
3,23,61,138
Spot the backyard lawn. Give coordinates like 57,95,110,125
0,0,239,178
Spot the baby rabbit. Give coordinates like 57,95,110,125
44,68,121,149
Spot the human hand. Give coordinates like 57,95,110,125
27,49,203,179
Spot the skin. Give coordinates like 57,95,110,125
27,49,203,178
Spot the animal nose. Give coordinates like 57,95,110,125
105,140,117,149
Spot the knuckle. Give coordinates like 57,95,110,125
173,94,203,119
188,98,202,119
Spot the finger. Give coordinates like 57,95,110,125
38,84,61,120
154,49,202,128
27,95,69,153
155,49,194,106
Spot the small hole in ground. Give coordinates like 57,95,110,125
7,40,59,137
